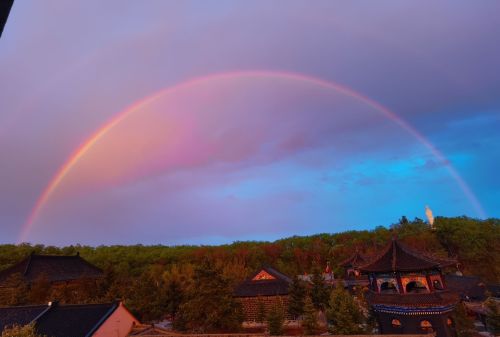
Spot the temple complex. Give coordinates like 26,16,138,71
359,238,459,337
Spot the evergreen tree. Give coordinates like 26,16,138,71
165,278,184,320
453,301,475,337
126,271,167,321
354,285,377,333
302,296,318,335
484,297,500,335
174,259,243,332
326,285,365,334
267,303,284,336
1,324,46,337
288,276,306,319
310,269,329,310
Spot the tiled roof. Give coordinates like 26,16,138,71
359,239,456,273
0,253,103,284
340,250,369,268
234,267,292,297
0,301,128,337
0,0,14,38
36,302,118,337
444,274,500,301
0,304,49,331
366,290,459,308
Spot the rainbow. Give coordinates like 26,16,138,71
19,70,487,242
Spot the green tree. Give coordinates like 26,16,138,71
310,269,329,310
267,303,284,336
174,259,243,332
288,276,306,319
326,285,365,334
1,323,46,337
453,302,475,337
435,217,500,282
302,296,318,335
165,277,184,320
484,298,500,335
126,271,165,321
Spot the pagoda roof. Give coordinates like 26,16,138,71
340,250,369,268
0,253,103,284
359,238,456,273
234,266,292,297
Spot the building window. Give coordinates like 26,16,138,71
380,281,398,293
391,319,402,328
420,320,433,332
406,280,429,293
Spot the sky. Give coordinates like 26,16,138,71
0,1,499,246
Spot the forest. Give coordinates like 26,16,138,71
0,216,498,328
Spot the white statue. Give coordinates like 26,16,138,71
425,205,434,229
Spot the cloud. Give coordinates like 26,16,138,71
1,1,499,244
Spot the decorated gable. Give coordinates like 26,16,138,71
252,270,276,281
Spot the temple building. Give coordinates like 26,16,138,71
0,301,138,337
234,266,292,323
341,250,368,279
359,238,459,337
0,253,103,302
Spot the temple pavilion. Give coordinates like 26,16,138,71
359,238,459,337
340,250,369,279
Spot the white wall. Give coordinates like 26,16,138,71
93,302,139,337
